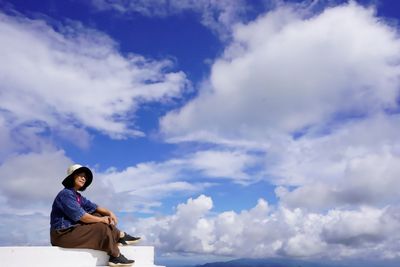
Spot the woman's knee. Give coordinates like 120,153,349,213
88,222,109,234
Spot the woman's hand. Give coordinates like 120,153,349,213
95,206,118,225
101,216,111,225
109,212,118,225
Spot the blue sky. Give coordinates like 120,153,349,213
1,0,400,266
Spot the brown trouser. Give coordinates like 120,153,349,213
50,216,121,257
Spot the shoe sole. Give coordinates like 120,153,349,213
108,262,134,266
118,239,141,246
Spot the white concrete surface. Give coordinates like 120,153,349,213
0,246,165,267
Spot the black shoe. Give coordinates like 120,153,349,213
108,253,134,266
118,232,141,246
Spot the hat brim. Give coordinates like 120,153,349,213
62,166,93,191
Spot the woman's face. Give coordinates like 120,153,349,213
74,172,86,190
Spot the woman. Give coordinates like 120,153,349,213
50,164,140,266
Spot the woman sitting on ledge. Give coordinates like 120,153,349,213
50,164,140,266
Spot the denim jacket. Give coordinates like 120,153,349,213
50,187,98,230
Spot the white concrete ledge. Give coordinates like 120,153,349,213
0,246,164,267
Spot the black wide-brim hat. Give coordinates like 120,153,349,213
62,164,93,191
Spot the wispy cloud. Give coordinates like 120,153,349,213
0,11,188,147
87,149,261,212
0,147,259,217
90,0,252,40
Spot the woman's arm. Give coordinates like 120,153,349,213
80,212,111,224
95,206,118,225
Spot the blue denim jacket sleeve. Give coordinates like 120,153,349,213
59,190,86,222
81,195,98,214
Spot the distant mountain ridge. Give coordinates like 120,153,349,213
194,258,348,267
192,257,400,267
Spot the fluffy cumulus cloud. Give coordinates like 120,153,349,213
133,195,400,260
159,0,400,222
152,2,400,261
270,114,400,210
160,3,400,143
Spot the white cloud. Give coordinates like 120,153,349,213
132,195,400,260
89,149,259,212
2,2,400,262
158,1,400,218
0,213,50,246
91,0,250,40
0,116,15,160
270,114,400,210
0,147,256,217
320,207,385,247
0,11,188,146
187,150,260,182
0,8,191,248
0,150,72,215
135,194,215,253
100,149,260,193
3,190,400,262
160,3,400,143
0,6,189,220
